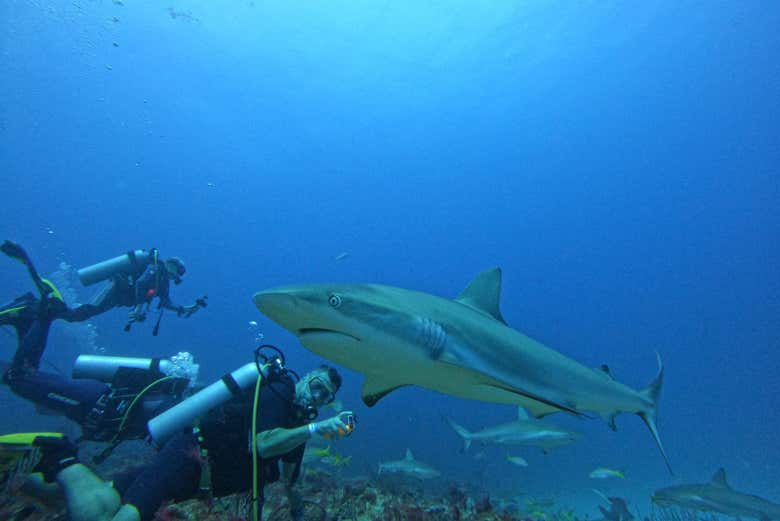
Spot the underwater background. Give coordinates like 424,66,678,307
1,0,778,517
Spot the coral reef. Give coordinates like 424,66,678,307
2,464,659,521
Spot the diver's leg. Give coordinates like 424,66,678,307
66,280,121,321
8,314,51,372
115,432,202,521
3,365,109,425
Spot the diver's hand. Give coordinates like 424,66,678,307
128,309,146,323
309,411,355,438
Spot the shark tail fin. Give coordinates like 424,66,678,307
637,351,673,475
445,418,472,451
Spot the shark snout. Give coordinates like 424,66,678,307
253,289,307,327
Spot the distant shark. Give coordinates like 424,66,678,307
253,267,672,472
378,449,441,480
594,494,635,521
447,407,578,453
652,468,780,521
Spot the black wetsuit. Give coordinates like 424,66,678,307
0,286,114,424
67,260,179,322
113,374,307,521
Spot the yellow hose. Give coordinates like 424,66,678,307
251,367,264,521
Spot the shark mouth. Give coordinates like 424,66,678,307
298,328,361,342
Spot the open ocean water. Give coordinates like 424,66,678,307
1,1,778,520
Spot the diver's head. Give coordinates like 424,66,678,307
164,257,186,285
295,365,342,410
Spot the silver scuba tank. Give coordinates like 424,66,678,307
147,361,273,446
72,355,174,382
77,249,154,286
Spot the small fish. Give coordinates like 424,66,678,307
326,453,352,467
507,455,529,467
589,467,625,479
248,320,258,328
302,444,330,464
334,252,349,262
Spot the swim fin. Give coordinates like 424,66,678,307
1,241,51,298
1,241,32,266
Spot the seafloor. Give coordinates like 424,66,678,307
2,467,537,521
0,442,711,521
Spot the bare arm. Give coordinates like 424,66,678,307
255,425,312,459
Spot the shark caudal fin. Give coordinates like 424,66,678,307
446,418,472,451
637,352,673,475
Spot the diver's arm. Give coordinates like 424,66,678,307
255,425,311,459
256,413,349,458
161,295,206,317
158,295,182,313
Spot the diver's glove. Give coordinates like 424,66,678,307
308,411,355,439
32,435,79,482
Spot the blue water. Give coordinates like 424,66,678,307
1,0,778,514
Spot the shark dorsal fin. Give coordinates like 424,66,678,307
711,468,730,488
405,448,414,461
517,407,530,421
455,267,507,324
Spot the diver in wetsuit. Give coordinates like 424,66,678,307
68,248,207,335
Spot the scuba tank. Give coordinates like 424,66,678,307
72,353,199,384
77,249,155,286
147,359,281,446
73,355,174,382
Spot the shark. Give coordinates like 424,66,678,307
593,494,635,521
447,407,579,453
253,267,672,472
652,468,780,521
378,449,441,480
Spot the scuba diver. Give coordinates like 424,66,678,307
0,240,93,382
69,248,207,335
15,347,352,521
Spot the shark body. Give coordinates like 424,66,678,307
652,469,780,521
253,268,671,472
378,449,441,480
447,407,578,453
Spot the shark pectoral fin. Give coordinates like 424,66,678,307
361,374,409,407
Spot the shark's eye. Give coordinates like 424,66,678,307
328,294,342,308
